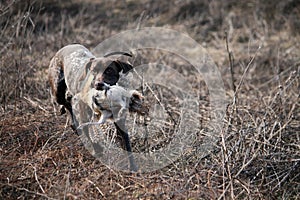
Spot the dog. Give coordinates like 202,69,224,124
48,44,142,171
48,44,134,122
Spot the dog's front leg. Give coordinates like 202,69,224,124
98,110,112,124
114,118,138,172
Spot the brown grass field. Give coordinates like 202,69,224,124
0,0,299,199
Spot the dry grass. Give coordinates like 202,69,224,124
1,0,299,199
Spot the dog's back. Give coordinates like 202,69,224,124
59,44,95,94
48,44,95,122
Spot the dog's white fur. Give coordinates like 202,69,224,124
77,85,143,129
100,83,143,123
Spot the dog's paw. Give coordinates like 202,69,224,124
60,105,66,115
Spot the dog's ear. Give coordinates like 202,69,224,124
79,58,95,81
114,60,133,74
104,51,132,58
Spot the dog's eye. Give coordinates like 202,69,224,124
105,68,113,74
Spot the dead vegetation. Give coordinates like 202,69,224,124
0,0,299,199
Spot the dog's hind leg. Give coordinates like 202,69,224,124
49,57,77,131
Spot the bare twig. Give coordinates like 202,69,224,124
225,31,236,93
32,165,45,194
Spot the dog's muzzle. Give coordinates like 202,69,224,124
95,81,110,91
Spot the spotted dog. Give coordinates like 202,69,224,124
48,44,142,171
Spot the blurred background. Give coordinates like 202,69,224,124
0,0,299,199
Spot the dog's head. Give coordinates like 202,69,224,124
80,57,133,90
94,59,133,89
